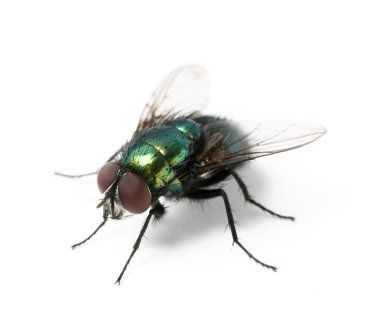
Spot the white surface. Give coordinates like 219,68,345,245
1,1,366,326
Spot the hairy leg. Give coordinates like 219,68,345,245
229,169,295,221
115,202,165,284
187,188,277,271
71,208,108,249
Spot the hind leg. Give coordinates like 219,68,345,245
229,169,295,221
187,188,277,271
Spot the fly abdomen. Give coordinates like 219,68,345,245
169,119,201,141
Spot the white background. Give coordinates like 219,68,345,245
1,1,366,326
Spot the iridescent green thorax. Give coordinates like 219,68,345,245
120,119,201,197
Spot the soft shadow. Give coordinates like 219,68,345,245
150,164,272,247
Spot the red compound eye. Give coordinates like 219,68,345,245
118,172,151,214
97,163,120,193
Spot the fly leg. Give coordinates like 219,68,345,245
229,169,295,221
187,189,277,271
55,171,98,178
71,208,109,249
55,149,121,178
115,202,165,285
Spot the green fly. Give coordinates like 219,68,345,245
57,66,327,284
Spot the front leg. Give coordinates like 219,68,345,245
71,207,109,249
54,171,98,178
115,202,165,285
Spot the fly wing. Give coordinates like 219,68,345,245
134,65,210,135
200,121,327,170
223,121,327,163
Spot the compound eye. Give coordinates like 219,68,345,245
118,172,151,214
97,163,120,193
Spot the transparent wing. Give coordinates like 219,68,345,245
223,121,327,163
198,121,327,172
135,65,210,134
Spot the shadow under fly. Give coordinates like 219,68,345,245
56,65,326,284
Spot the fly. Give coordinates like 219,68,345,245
56,66,327,284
